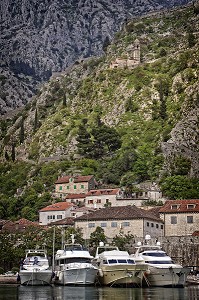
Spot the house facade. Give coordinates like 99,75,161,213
85,188,121,208
65,193,86,205
39,202,75,225
75,205,164,239
159,199,199,236
54,175,97,199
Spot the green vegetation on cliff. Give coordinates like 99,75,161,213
0,4,199,220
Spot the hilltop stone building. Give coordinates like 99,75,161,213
110,39,140,69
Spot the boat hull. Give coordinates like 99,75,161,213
145,266,189,287
97,264,147,287
55,266,98,285
19,269,52,286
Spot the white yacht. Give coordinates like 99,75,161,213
132,235,190,287
54,243,98,285
94,242,149,287
19,249,52,285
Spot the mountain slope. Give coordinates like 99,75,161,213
1,3,198,179
0,0,191,115
0,3,199,221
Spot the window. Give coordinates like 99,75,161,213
81,185,84,189
187,216,193,223
88,200,93,204
156,224,159,228
122,222,130,227
171,216,177,224
171,205,178,210
161,225,163,229
88,223,95,228
147,222,149,227
67,186,69,189
74,185,76,189
151,223,154,227
187,204,195,209
57,215,62,219
101,223,107,227
97,199,101,203
59,186,62,190
111,222,117,227
53,215,55,219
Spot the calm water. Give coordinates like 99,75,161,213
0,285,199,300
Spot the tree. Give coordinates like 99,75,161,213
5,150,9,161
11,143,15,162
160,175,199,199
89,227,107,250
76,119,93,157
112,230,134,251
187,32,196,48
33,108,38,132
19,117,25,144
77,118,121,159
102,36,110,52
62,93,67,106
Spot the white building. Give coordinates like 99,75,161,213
39,202,75,225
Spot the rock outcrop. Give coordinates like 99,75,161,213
0,0,191,115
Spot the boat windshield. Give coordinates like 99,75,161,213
64,244,85,251
59,257,91,264
105,259,135,265
142,252,167,257
146,260,174,264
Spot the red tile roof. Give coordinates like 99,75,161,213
2,219,40,233
49,217,75,226
159,199,199,213
75,205,163,222
55,175,94,184
192,231,199,236
39,202,74,212
86,188,120,196
65,193,86,199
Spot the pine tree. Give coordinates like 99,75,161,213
19,117,25,144
63,93,67,106
5,150,9,161
11,143,15,162
33,108,38,132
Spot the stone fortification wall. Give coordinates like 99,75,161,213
130,236,199,267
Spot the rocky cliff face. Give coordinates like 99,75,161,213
0,0,191,115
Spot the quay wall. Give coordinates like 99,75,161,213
130,236,199,267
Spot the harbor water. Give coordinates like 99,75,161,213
0,285,199,300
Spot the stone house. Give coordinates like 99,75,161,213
110,39,140,69
159,199,199,236
39,202,75,225
1,218,39,233
54,175,97,199
65,193,86,205
75,205,164,239
85,188,121,208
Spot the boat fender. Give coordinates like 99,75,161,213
98,269,104,277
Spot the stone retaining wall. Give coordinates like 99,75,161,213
129,236,199,267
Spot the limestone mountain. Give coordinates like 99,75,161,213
0,0,191,115
0,3,199,222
